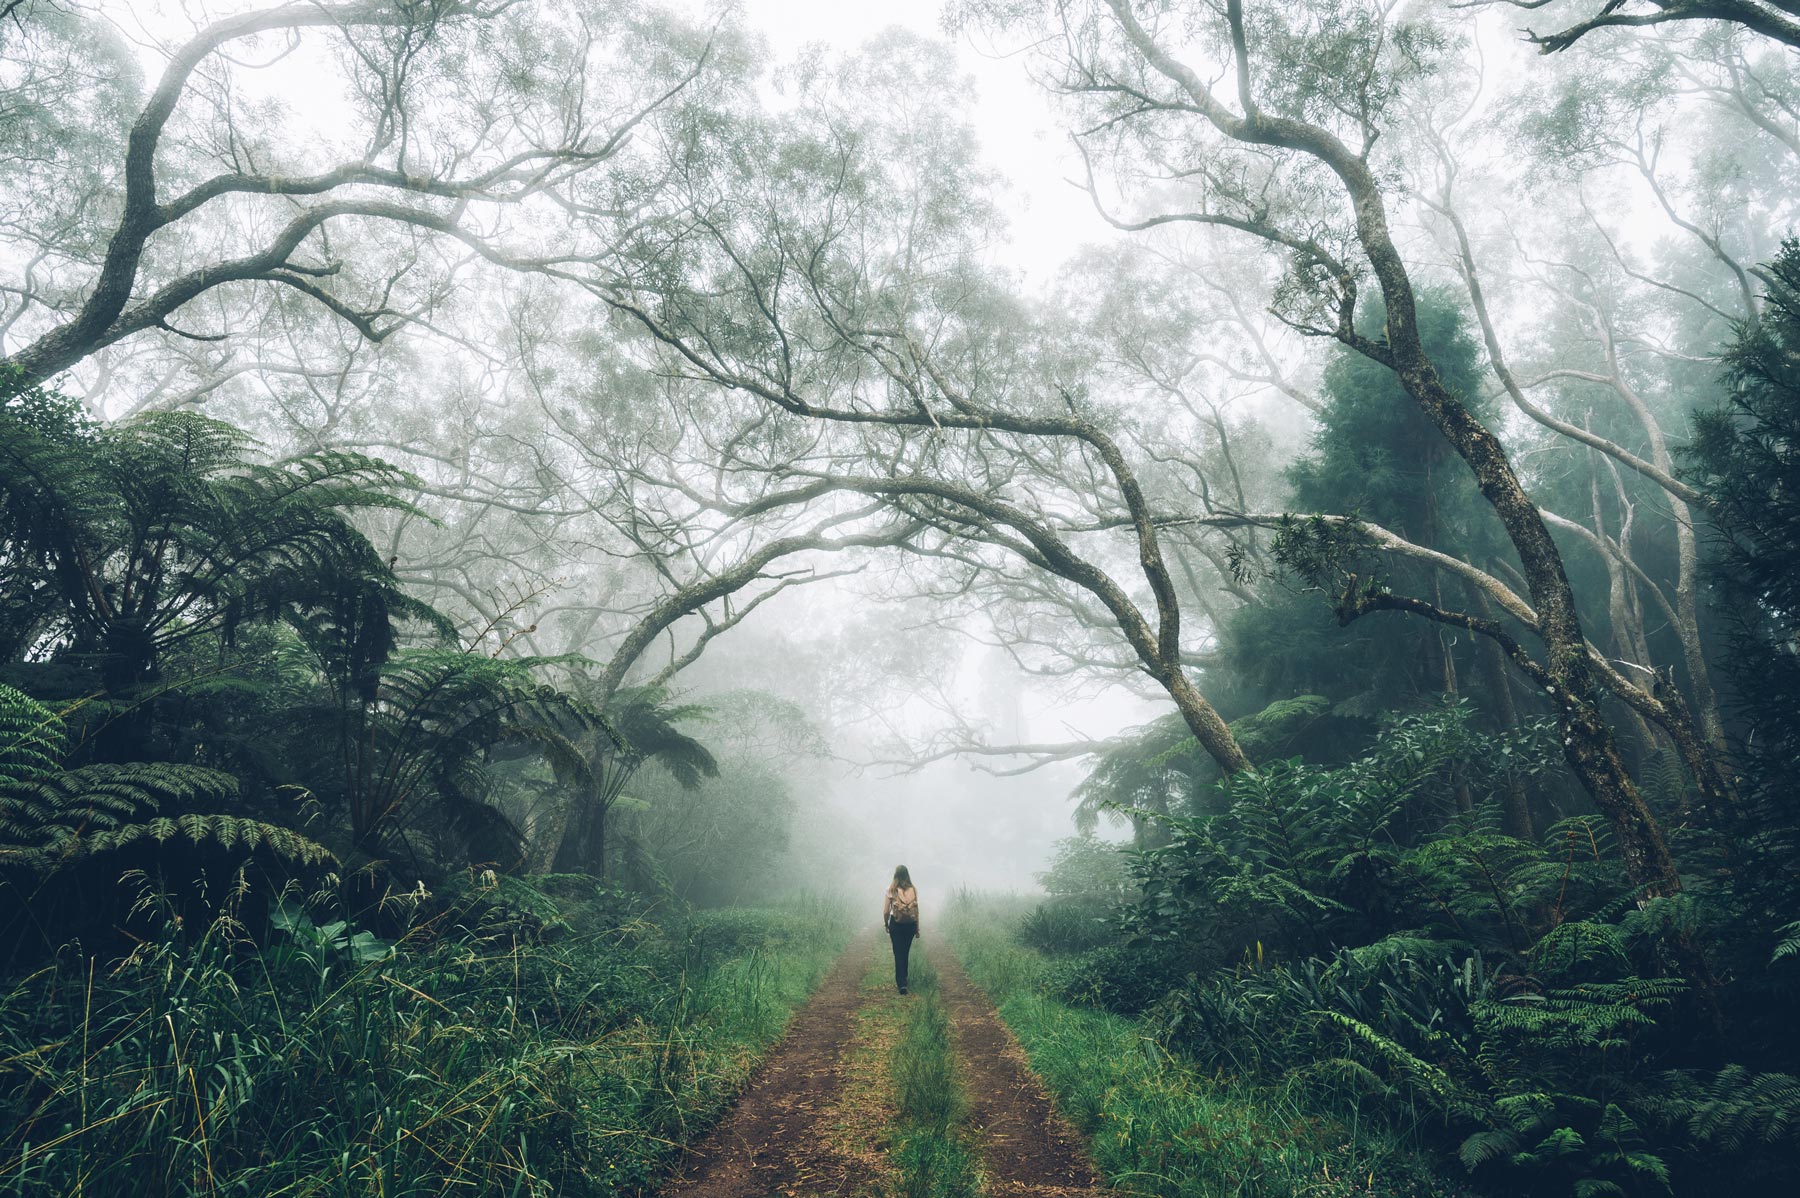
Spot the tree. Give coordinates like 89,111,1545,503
1476,0,1800,55
0,1,720,394
549,685,716,878
602,32,1256,775
1688,241,1800,872
967,0,1692,898
302,645,601,868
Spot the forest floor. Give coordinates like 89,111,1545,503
659,929,1111,1198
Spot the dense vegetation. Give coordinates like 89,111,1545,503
6,1,1800,1195
0,368,849,1194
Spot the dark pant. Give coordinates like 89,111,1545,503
887,920,918,991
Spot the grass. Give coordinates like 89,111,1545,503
0,884,852,1197
945,897,1462,1198
883,944,981,1198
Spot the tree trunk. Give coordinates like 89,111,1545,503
1344,162,1682,897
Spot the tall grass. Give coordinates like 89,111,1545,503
0,888,850,1197
945,895,1460,1198
884,947,980,1198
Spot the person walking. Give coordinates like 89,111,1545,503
883,865,921,995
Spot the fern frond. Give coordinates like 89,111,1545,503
69,814,334,866
1646,1066,1800,1152
1,762,239,845
0,683,63,790
1324,1010,1485,1118
1459,1128,1519,1170
1773,921,1800,964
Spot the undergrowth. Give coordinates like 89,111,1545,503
0,881,851,1197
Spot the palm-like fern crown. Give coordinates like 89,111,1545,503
2,373,424,685
601,686,718,788
324,647,612,862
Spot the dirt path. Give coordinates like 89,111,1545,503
658,932,1110,1198
660,932,884,1198
933,949,1111,1198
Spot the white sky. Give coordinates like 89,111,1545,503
737,0,1115,283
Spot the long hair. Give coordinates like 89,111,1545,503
893,864,913,890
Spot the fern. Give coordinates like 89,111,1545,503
1323,1009,1488,1119
1459,1127,1520,1170
1,389,429,705
0,682,62,789
0,761,238,842
307,645,609,864
1644,1066,1800,1152
1529,922,1632,985
1773,920,1800,964
0,698,332,875
6,813,335,871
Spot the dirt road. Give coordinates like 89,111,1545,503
659,931,1110,1197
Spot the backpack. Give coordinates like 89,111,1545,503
890,887,919,924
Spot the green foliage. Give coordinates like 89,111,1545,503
0,683,60,790
553,684,718,878
1012,836,1135,957
1042,681,1799,1195
606,686,719,788
1124,701,1549,962
1038,833,1133,901
946,896,1459,1198
1072,695,1333,836
0,374,423,709
1688,238,1800,906
0,682,333,884
1,760,240,843
1042,939,1201,1015
1290,291,1494,544
1014,898,1116,956
1643,1065,1800,1159
259,640,610,870
1217,294,1514,725
269,896,395,975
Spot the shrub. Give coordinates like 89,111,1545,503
1014,897,1117,956
1043,940,1203,1016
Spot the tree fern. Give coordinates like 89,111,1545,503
1,384,427,717
296,645,610,866
550,684,716,877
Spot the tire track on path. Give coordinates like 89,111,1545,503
659,930,884,1198
933,948,1113,1198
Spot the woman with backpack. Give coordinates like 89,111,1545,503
883,865,921,994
